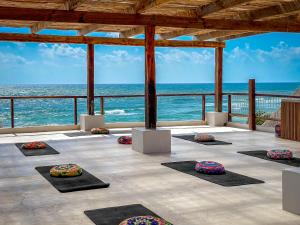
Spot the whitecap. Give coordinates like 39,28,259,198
106,109,137,116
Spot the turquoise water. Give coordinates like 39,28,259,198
0,83,299,127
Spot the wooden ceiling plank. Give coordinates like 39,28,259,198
135,0,173,13
0,33,225,48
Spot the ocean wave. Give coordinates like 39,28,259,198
106,109,137,116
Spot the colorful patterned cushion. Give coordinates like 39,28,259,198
50,164,82,177
118,136,132,144
91,128,109,135
195,161,225,174
194,134,215,142
21,142,47,150
119,216,173,225
267,149,293,160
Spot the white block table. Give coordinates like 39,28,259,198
132,127,171,154
206,112,228,127
282,168,300,215
80,114,105,131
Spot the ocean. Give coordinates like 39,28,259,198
0,83,299,128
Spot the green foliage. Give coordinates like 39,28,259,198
255,110,270,125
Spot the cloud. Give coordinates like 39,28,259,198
156,49,214,64
0,51,33,65
38,43,86,58
225,42,300,63
97,50,142,64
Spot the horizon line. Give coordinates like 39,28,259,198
0,82,299,85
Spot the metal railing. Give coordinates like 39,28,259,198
0,93,214,128
224,92,300,127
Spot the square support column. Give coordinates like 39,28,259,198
132,25,171,154
87,44,95,116
145,25,157,129
215,47,223,112
248,79,256,130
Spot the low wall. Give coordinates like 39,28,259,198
0,120,205,134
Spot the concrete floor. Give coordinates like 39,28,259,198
1,126,300,225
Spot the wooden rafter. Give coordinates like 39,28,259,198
158,0,254,40
119,26,145,38
216,32,265,41
197,0,254,17
0,33,225,48
31,0,86,34
119,0,173,38
2,7,300,32
195,0,300,41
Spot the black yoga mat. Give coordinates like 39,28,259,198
85,204,167,225
64,132,92,137
162,161,264,187
15,143,59,156
238,150,300,167
173,135,232,145
36,166,110,193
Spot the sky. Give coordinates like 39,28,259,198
0,27,300,84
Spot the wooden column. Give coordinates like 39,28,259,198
87,44,95,115
145,25,157,129
215,47,223,112
248,79,256,130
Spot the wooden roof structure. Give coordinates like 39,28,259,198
0,0,299,43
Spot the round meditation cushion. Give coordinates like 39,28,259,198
50,164,82,177
119,216,173,225
195,161,225,174
118,136,132,145
194,134,215,142
91,128,109,135
21,142,46,150
267,149,293,160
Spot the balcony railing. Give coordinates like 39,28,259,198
0,93,214,128
0,91,299,129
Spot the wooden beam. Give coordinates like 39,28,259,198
31,0,86,34
158,28,200,40
197,0,253,17
0,33,225,48
119,26,145,38
215,47,223,112
248,79,256,130
195,30,241,41
78,25,102,36
2,7,300,32
216,32,264,41
145,25,157,129
87,44,95,115
135,0,173,13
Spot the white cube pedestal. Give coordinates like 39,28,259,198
206,112,228,127
132,128,171,154
80,114,105,131
283,168,300,215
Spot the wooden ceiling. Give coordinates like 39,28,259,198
0,0,299,41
